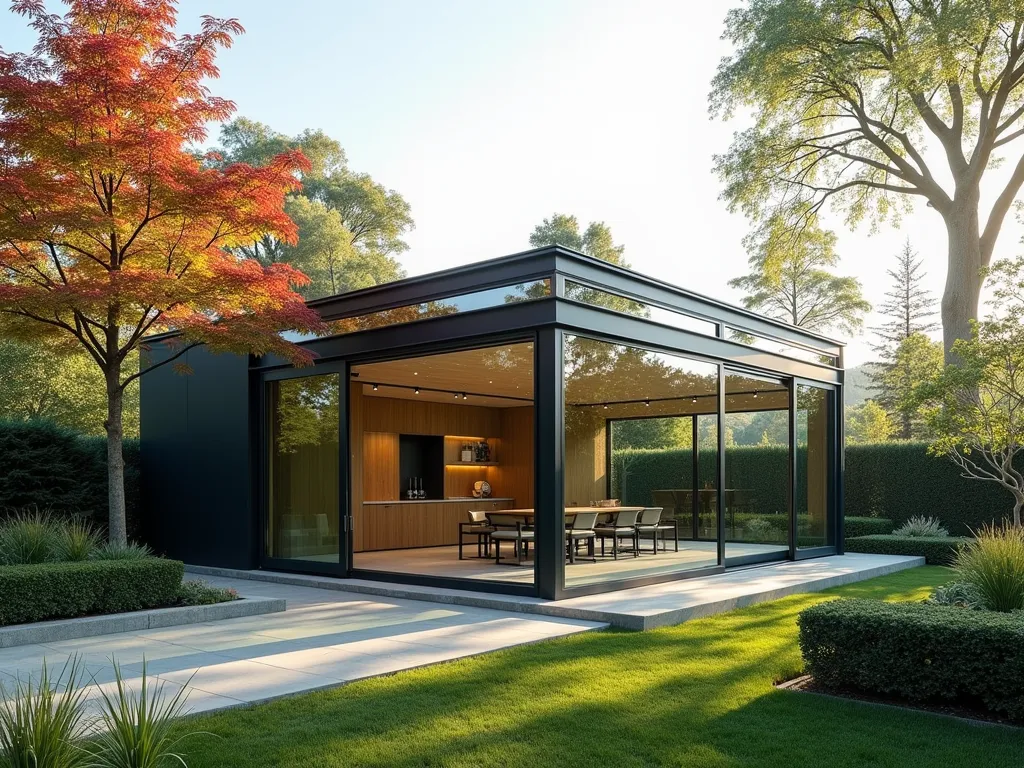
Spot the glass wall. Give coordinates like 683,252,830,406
723,370,790,561
349,342,535,586
564,335,719,587
266,373,341,563
797,383,834,548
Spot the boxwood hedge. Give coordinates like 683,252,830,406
844,534,970,565
0,558,184,626
843,516,894,538
798,599,1024,720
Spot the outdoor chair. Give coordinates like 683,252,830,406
565,511,598,564
594,509,640,559
635,507,664,554
487,513,534,566
459,509,494,560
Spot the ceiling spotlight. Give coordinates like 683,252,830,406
692,396,698,404
414,387,420,395
372,383,379,392
454,391,460,398
644,399,651,407
753,390,759,399
462,393,468,400
413,371,418,376
603,403,609,410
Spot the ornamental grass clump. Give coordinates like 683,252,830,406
52,520,102,563
90,541,153,562
953,523,1024,612
0,511,59,566
894,516,949,538
0,657,91,768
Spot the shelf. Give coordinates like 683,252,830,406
446,462,499,467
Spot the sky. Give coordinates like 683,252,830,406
2,0,1023,366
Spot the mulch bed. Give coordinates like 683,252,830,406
776,674,1023,729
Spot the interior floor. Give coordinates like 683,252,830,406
352,540,788,587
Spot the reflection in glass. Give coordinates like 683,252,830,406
797,384,833,548
726,328,838,366
724,371,790,560
567,335,719,587
563,281,718,337
323,279,551,336
267,373,340,562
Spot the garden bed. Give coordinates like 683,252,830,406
844,534,971,564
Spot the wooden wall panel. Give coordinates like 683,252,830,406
564,412,608,506
491,406,534,509
349,381,365,553
362,432,399,501
363,396,500,437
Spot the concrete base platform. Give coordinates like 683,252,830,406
189,553,925,630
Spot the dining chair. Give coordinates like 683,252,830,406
565,511,598,563
487,513,534,566
635,507,664,554
459,509,494,560
594,509,640,559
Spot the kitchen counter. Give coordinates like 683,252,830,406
363,498,515,506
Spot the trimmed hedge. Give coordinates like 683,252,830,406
0,558,183,626
0,421,140,536
844,534,970,565
798,599,1024,720
843,516,893,538
613,442,1022,535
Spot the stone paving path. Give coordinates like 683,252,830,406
0,575,606,715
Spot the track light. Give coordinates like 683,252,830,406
644,399,650,407
692,396,698,404
454,391,460,398
753,390,759,399
372,383,378,392
462,393,468,400
414,387,420,394
603,403,609,410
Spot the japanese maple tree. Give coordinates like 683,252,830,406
0,0,323,544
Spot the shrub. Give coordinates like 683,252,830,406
928,581,983,610
798,599,1024,720
0,559,184,626
91,540,153,561
741,518,780,541
0,421,141,538
177,580,238,606
843,516,893,538
843,534,970,565
52,518,103,562
0,510,58,565
893,515,949,538
0,657,91,768
952,524,1024,612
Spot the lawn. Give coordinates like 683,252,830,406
182,567,1022,767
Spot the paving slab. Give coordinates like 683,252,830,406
0,576,606,715
191,553,924,630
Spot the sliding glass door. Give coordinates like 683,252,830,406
263,365,346,574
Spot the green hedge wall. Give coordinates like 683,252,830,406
0,558,183,626
843,516,893,538
844,535,970,565
0,421,140,536
798,599,1024,720
611,442,1019,536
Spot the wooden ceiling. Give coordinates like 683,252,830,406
351,342,791,414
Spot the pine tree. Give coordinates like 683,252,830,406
869,240,940,439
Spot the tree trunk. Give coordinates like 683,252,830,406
941,199,984,363
105,370,127,545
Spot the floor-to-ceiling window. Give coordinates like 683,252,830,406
564,335,720,587
266,373,341,563
349,342,536,587
796,383,835,549
723,370,790,562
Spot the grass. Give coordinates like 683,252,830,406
180,567,1023,768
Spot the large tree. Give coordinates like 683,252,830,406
728,215,871,335
0,0,321,543
215,118,412,298
712,0,1024,360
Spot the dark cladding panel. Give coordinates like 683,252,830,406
140,344,253,568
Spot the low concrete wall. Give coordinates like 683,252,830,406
0,597,286,648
